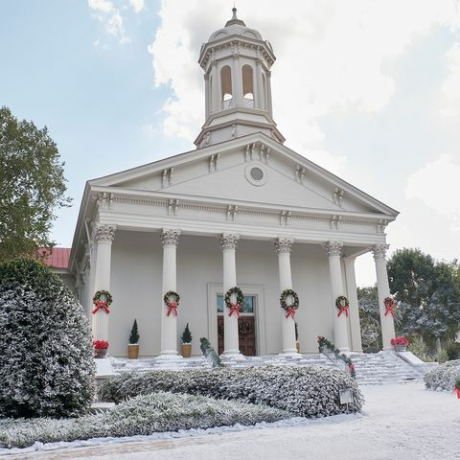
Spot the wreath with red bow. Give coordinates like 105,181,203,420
280,289,299,320
335,295,349,318
163,291,180,317
224,287,244,318
92,290,113,315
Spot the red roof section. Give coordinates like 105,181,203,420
40,248,71,270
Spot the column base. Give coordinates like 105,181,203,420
221,351,245,361
156,352,183,361
338,347,351,353
382,346,395,352
279,351,301,359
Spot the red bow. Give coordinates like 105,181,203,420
229,303,241,318
167,302,177,317
285,307,296,320
455,385,460,399
337,305,349,318
384,300,395,318
92,301,110,315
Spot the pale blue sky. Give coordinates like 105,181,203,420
1,1,460,285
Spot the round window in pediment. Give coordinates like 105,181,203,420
245,164,268,186
250,167,264,181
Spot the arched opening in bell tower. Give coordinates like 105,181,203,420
242,65,254,108
221,66,233,109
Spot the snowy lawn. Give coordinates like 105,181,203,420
2,383,459,460
0,392,288,450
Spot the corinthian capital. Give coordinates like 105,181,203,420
323,241,343,257
93,224,116,243
161,229,181,247
371,244,389,260
274,238,294,254
220,233,239,251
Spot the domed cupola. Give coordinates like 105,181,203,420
195,8,285,148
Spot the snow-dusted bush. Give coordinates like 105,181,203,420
100,365,364,417
424,360,460,392
0,392,289,449
0,258,95,418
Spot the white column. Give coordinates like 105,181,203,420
324,241,350,351
343,257,363,352
372,244,396,351
220,233,242,357
275,238,298,355
232,53,243,107
160,229,181,358
92,224,116,342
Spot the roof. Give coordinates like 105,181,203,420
40,247,71,270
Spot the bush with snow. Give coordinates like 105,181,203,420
100,365,363,417
0,258,95,418
0,392,289,449
424,359,460,392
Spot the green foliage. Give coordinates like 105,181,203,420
129,319,140,344
407,336,430,362
388,248,460,343
0,258,95,418
435,349,449,364
317,336,356,378
0,107,72,261
181,323,192,344
200,337,224,368
357,286,381,350
446,341,460,360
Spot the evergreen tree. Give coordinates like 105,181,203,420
181,323,192,344
0,258,95,418
129,319,140,344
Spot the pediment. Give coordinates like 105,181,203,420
90,133,398,218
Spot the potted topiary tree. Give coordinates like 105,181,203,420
128,319,140,359
181,323,192,358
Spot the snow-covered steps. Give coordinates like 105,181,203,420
109,351,432,385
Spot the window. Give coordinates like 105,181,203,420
221,66,233,109
217,295,255,314
242,65,254,108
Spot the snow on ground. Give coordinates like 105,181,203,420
3,383,460,460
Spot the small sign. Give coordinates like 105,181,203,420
339,388,354,405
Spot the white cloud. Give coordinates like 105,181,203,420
406,155,460,232
439,42,460,118
129,0,145,14
88,0,129,44
147,0,460,174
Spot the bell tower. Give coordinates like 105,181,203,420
195,8,285,148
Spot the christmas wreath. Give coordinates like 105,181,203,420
92,290,113,314
335,295,349,318
384,296,396,318
163,291,180,317
224,287,244,318
280,289,299,320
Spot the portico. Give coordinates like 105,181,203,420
68,8,398,358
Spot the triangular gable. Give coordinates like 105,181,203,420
89,133,398,218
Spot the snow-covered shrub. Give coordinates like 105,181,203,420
424,359,460,391
100,365,364,417
0,258,95,418
200,337,224,367
0,392,289,449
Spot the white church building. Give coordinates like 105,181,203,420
69,9,398,359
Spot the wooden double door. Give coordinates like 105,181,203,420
217,316,256,356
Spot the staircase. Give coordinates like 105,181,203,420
110,351,430,385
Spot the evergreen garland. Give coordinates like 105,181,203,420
129,319,140,344
199,337,224,368
181,323,192,344
317,336,356,379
